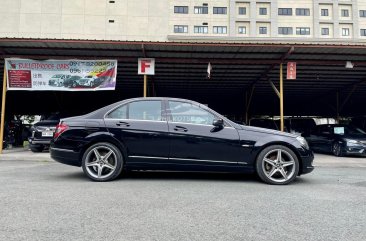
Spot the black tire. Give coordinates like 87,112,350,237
255,145,299,185
82,142,123,182
30,145,44,153
332,142,343,157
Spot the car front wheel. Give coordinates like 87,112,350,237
332,142,343,157
82,142,123,182
256,145,299,185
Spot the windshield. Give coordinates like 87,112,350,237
333,125,366,135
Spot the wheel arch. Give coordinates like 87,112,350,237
78,134,128,165
253,141,303,175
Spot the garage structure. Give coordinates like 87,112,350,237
1,38,366,122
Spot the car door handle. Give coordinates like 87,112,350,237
174,126,188,132
116,121,130,127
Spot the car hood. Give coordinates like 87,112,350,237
239,125,299,138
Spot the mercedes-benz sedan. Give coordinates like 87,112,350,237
50,97,314,185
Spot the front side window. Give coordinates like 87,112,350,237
213,26,227,34
174,25,188,33
168,101,215,125
321,9,329,16
174,6,188,14
239,7,246,15
296,27,310,35
129,101,162,121
194,26,208,33
194,6,208,14
296,8,310,16
259,8,267,15
278,8,292,16
259,27,267,34
342,28,350,36
321,28,329,35
278,27,293,35
213,7,227,14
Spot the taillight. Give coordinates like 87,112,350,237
54,123,68,139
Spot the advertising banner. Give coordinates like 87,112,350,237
5,58,117,91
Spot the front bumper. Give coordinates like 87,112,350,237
343,145,366,156
50,147,81,167
28,138,51,145
299,149,314,175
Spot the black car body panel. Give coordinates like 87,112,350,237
51,97,314,176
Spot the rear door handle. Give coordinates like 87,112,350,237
116,121,130,127
174,126,188,132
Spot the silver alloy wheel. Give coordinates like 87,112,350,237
262,149,296,183
84,146,117,179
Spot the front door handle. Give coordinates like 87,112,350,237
174,126,188,132
116,121,130,127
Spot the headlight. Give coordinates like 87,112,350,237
296,136,309,149
346,139,360,146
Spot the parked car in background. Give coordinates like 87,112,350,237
63,75,82,88
249,118,278,130
51,97,314,184
350,116,366,132
28,114,63,152
303,124,366,156
48,74,71,87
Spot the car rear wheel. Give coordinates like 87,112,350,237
82,142,123,182
332,142,343,157
256,145,299,185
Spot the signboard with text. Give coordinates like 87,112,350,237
138,58,155,75
287,62,296,80
5,58,118,91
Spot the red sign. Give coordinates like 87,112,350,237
7,70,32,88
138,58,155,75
287,62,296,80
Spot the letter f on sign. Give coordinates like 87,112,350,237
141,60,151,73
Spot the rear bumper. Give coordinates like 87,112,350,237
50,147,81,167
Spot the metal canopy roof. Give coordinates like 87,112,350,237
1,38,366,119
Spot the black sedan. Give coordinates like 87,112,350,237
50,97,314,184
304,124,366,156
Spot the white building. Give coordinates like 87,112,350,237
1,0,366,42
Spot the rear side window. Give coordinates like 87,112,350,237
106,101,162,121
129,101,162,121
168,101,215,125
108,105,127,119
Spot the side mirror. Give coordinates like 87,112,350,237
213,118,224,127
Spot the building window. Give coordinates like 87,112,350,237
194,6,208,14
296,8,310,16
259,8,267,15
321,9,329,16
278,8,292,16
213,26,227,34
342,28,350,36
278,27,293,35
174,6,188,14
360,10,366,17
174,25,188,33
361,29,366,36
259,27,267,34
296,27,310,35
194,26,208,33
341,9,349,17
321,28,329,35
213,7,227,14
239,7,246,15
238,26,246,34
